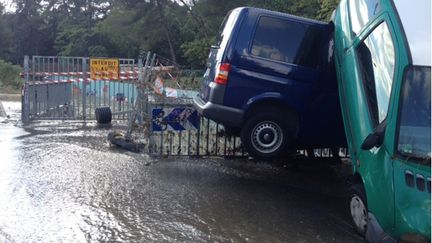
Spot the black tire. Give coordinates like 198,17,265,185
241,109,292,160
348,184,368,237
95,107,112,124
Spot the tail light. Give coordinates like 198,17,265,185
214,63,231,85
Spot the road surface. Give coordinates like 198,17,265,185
0,101,364,242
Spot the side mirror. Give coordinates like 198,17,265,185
361,120,386,150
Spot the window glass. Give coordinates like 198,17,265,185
251,16,323,68
349,0,381,35
356,22,395,124
215,10,239,49
397,67,431,163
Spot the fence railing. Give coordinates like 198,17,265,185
22,54,349,160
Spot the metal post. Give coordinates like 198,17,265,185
22,56,30,123
82,58,87,121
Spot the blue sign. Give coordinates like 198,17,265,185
152,107,200,131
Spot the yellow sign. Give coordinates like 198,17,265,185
90,58,120,80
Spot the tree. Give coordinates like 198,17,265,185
0,59,22,92
316,0,339,21
0,0,339,68
0,4,14,62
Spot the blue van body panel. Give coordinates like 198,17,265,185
194,7,346,148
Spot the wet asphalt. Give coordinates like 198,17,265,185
0,101,364,242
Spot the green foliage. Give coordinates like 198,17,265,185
181,37,214,68
316,0,339,21
0,59,22,92
0,0,340,69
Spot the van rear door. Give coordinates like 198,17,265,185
200,9,241,102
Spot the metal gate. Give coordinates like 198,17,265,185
22,55,137,122
21,54,347,159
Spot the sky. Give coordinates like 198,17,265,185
0,0,15,12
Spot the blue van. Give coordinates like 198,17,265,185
193,7,346,159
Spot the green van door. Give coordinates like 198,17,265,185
334,0,431,241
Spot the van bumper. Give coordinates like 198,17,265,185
366,213,396,243
193,95,243,127
367,212,430,243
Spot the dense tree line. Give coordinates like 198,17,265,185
0,0,338,68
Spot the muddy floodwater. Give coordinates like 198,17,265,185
0,101,363,242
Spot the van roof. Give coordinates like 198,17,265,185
235,7,329,27
393,0,431,66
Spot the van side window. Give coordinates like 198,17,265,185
356,22,395,124
251,16,323,68
349,0,381,35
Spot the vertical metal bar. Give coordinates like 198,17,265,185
113,81,116,113
187,130,191,156
206,119,210,155
215,124,219,155
160,126,164,156
74,58,82,117
224,130,227,157
31,57,36,115
93,80,96,118
178,131,182,155
22,56,30,123
233,136,237,156
82,58,87,121
122,78,125,119
196,118,201,156
108,80,111,112
169,132,173,156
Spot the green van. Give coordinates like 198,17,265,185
333,0,431,242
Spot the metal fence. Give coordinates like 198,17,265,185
22,56,137,121
21,54,348,159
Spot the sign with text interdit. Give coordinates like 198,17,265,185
90,58,120,80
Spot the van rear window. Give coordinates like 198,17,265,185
251,16,323,68
214,10,240,50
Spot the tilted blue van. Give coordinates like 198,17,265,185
193,7,346,159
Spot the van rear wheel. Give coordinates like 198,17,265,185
241,111,290,160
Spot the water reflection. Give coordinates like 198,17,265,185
0,102,362,242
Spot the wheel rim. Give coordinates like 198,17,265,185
250,121,283,154
350,195,368,233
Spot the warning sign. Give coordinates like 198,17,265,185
90,58,120,80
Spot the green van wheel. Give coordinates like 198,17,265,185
348,184,368,237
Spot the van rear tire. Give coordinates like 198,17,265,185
241,110,291,160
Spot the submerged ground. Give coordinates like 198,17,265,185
0,101,363,242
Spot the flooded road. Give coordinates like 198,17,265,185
0,101,363,242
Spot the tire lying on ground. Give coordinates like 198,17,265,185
95,107,112,124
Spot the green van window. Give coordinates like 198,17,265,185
349,0,381,35
397,66,431,163
356,22,395,124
